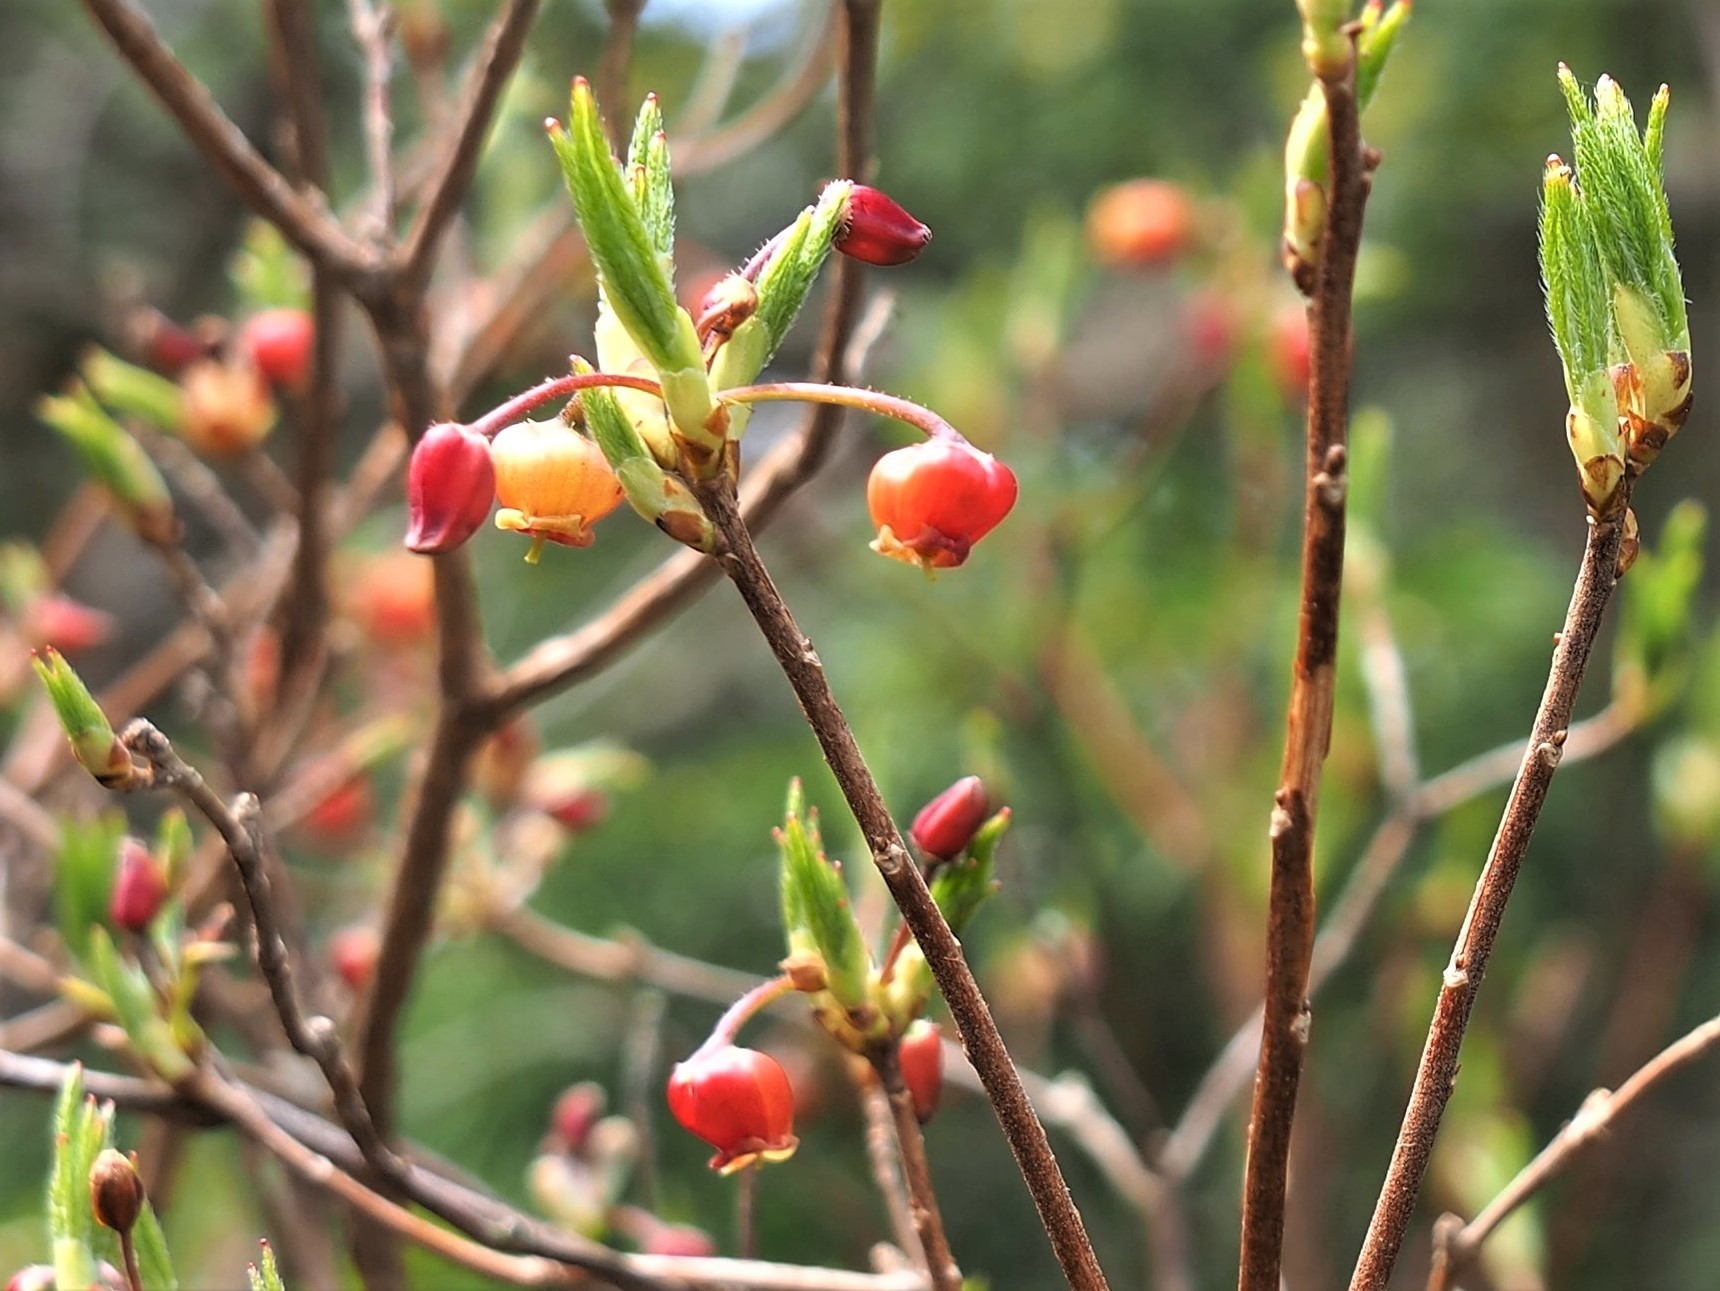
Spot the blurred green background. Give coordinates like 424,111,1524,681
5,1,1720,1288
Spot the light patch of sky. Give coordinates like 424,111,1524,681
640,0,805,52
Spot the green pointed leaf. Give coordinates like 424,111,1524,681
131,1187,179,1291
248,1241,287,1291
37,385,174,530
49,1066,109,1291
81,349,184,433
776,780,870,1009
930,808,1009,934
56,813,122,967
88,927,197,1082
626,96,674,269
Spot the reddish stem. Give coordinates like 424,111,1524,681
467,371,668,438
697,975,797,1057
720,382,963,444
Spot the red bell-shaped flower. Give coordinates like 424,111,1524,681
405,422,496,554
666,1045,798,1174
110,836,167,933
911,775,990,860
867,439,1018,570
836,185,932,267
899,1020,945,1124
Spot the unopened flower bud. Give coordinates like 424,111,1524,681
640,1222,717,1258
27,595,115,654
406,422,496,554
5,1265,55,1291
695,274,759,347
492,419,625,562
329,924,381,993
836,185,931,267
549,1082,606,1154
178,360,277,455
667,1045,798,1174
898,1020,945,1123
89,1148,144,1235
867,439,1018,571
111,837,168,933
911,776,991,860
239,309,315,393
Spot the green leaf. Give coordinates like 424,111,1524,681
776,780,871,1009
229,220,310,312
49,1066,109,1291
626,95,675,271
131,1187,179,1291
37,385,174,532
1538,156,1613,409
248,1241,287,1291
56,813,122,967
81,349,184,433
32,647,133,786
549,81,717,449
1615,499,1705,706
88,928,197,1083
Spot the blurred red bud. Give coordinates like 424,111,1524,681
347,550,436,646
329,925,381,992
27,595,115,654
5,1265,56,1291
179,360,277,456
405,422,496,554
1268,304,1312,401
549,1082,606,1154
899,1021,945,1123
302,774,374,845
110,837,167,933
1087,179,1195,267
911,775,991,860
836,185,931,267
239,309,315,393
642,1223,717,1258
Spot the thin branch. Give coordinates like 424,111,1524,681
1238,43,1374,1290
1347,485,1635,1290
1159,701,1637,1184
0,1049,933,1291
690,471,1107,1290
597,0,646,153
264,0,331,189
398,0,544,289
860,1078,925,1267
347,0,399,238
78,0,363,277
873,1052,960,1291
1426,1008,1720,1291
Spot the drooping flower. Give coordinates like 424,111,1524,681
666,1044,798,1174
867,439,1018,570
491,419,625,562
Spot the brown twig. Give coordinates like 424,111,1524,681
860,1077,925,1266
597,0,646,152
1160,700,1638,1183
873,1050,960,1291
78,0,363,277
690,471,1107,1290
398,0,544,289
1347,486,1635,1290
346,0,399,238
1237,43,1373,1291
1426,1007,1720,1291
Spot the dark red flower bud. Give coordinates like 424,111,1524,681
405,422,496,554
867,439,1018,571
329,924,381,993
110,837,167,933
666,1045,798,1174
89,1148,144,1235
549,1082,606,1154
899,1020,945,1123
836,185,931,267
239,309,315,393
911,775,990,860
28,595,116,654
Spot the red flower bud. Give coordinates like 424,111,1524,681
491,420,625,559
405,422,496,554
1268,304,1311,401
1086,179,1195,267
301,774,374,846
911,775,990,859
836,185,932,267
899,1020,945,1123
868,440,1018,571
666,1045,798,1174
549,1082,606,1154
346,550,436,646
239,309,315,393
110,837,167,933
329,924,381,993
27,594,116,654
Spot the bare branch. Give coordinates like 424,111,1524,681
79,0,363,277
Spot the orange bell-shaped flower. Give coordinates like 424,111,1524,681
491,419,625,562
